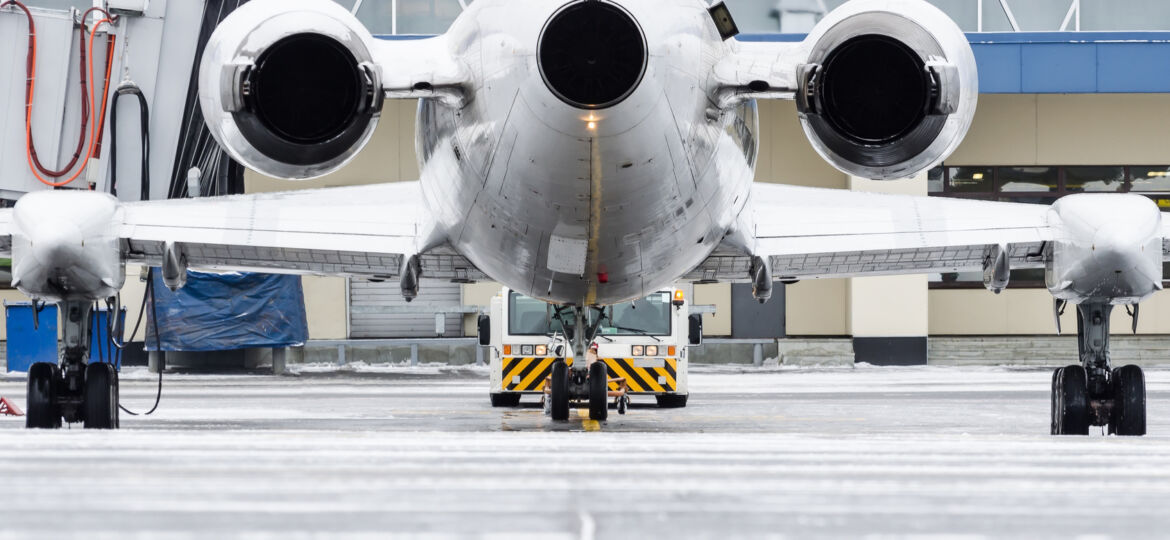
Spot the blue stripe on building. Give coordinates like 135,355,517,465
738,32,1170,94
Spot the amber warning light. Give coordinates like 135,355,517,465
673,290,685,307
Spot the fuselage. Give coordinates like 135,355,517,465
416,0,757,306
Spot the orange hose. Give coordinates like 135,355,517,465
2,0,92,179
2,1,117,188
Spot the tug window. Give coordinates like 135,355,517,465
599,292,672,337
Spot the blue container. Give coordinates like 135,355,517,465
4,304,127,372
5,302,58,373
89,308,127,371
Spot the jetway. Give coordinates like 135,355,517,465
0,0,208,201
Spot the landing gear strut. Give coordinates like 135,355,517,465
1051,302,1145,436
547,306,609,422
25,301,119,429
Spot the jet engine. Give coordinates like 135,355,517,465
198,0,384,180
796,0,977,180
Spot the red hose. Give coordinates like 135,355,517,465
1,1,117,187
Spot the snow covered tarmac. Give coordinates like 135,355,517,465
2,364,1170,538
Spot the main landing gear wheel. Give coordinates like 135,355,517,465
26,362,61,429
1109,365,1146,436
550,360,570,421
656,394,688,408
588,361,608,422
83,362,119,430
1051,365,1090,435
489,393,522,407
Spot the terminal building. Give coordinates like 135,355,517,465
2,0,1170,366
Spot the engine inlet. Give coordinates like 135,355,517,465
538,1,647,110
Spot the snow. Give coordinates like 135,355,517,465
1,365,1169,537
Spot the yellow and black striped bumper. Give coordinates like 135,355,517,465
499,357,678,393
603,358,678,393
501,357,557,392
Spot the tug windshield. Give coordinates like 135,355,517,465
599,292,672,336
507,291,673,337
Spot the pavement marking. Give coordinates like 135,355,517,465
577,408,601,431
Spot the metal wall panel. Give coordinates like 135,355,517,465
349,279,463,338
0,8,78,199
730,282,786,339
1,1,206,201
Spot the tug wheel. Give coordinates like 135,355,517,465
489,392,522,407
656,393,688,408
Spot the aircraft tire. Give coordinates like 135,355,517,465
26,362,61,429
83,363,119,429
1110,365,1146,436
550,360,570,421
588,361,608,422
1051,365,1089,435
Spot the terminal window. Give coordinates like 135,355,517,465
929,164,1170,289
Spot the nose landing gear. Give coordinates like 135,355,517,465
544,306,614,422
1050,302,1146,436
546,357,612,422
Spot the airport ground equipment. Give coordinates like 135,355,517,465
5,302,58,373
0,396,23,416
483,287,700,420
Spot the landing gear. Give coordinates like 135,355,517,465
588,361,608,421
545,306,612,422
1050,302,1146,436
25,362,60,429
550,359,570,421
84,363,119,429
1051,366,1089,435
24,300,120,429
489,393,522,407
1110,364,1145,436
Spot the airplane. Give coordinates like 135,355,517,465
1,0,1162,435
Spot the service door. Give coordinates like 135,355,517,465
348,278,463,338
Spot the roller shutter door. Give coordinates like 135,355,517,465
349,279,463,338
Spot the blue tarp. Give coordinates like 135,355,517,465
146,271,308,352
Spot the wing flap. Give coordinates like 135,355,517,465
119,182,482,280
688,183,1054,282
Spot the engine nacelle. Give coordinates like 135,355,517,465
796,0,977,180
1047,194,1164,305
11,191,125,304
198,0,384,180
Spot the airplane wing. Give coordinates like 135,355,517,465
111,182,480,281
686,183,1057,282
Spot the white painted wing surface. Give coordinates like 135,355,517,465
118,182,480,280
688,184,1055,282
